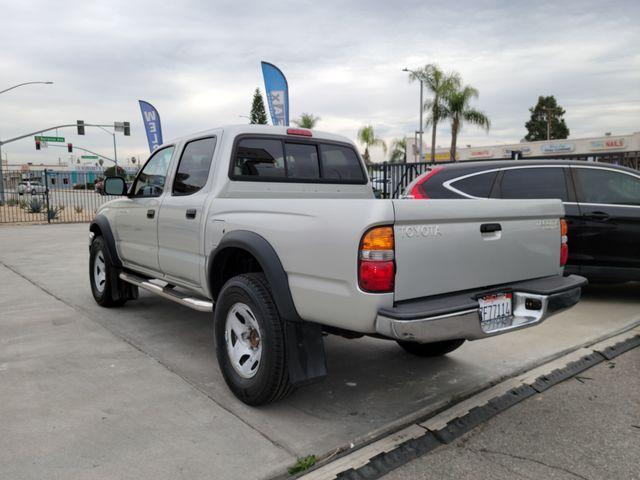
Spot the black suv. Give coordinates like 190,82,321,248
404,160,640,283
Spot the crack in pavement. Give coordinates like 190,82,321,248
466,446,592,480
0,260,298,458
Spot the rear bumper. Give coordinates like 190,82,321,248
375,274,587,343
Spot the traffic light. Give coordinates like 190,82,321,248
35,139,41,150
77,120,85,135
67,143,73,153
123,121,130,136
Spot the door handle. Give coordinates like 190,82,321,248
147,209,155,219
185,209,197,219
480,223,502,233
585,211,609,221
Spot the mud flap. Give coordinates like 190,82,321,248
285,321,327,386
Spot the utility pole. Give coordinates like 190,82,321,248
403,68,424,162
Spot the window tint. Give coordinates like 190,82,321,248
133,146,174,197
450,171,497,197
233,139,285,178
173,137,216,195
574,168,640,206
500,168,568,201
320,144,365,182
285,143,319,179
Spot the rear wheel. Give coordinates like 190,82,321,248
214,273,293,406
89,236,126,307
397,339,465,357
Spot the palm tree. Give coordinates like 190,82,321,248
441,85,491,161
292,113,321,129
408,64,460,162
389,137,407,163
357,125,387,165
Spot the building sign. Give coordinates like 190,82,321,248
541,143,574,154
504,146,532,156
425,152,456,162
589,138,626,151
469,149,493,158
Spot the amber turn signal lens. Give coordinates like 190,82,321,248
560,219,568,236
361,226,394,251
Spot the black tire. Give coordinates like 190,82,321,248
214,273,293,406
89,236,126,307
397,338,465,357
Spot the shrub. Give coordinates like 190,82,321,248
27,198,43,213
57,203,65,211
19,199,27,209
74,206,83,214
7,198,18,207
47,207,60,221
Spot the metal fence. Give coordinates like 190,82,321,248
0,168,122,224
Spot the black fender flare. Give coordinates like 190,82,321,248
208,230,302,323
208,230,326,385
89,215,122,268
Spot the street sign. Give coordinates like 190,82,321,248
34,135,65,143
81,155,99,159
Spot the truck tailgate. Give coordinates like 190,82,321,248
392,199,564,302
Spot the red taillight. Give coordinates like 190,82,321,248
358,226,395,293
286,128,312,137
408,167,443,199
560,219,569,266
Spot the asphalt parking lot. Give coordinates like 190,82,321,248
1,223,639,479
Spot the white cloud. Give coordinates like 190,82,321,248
1,0,639,165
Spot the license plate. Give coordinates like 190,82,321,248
479,293,513,333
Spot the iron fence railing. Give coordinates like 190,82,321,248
0,168,123,224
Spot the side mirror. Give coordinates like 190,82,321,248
104,177,127,196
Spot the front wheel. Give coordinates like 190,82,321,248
89,236,126,307
214,273,293,406
397,339,465,357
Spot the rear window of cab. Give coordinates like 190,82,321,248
230,136,367,184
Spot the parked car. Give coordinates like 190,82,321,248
17,180,46,195
89,125,585,405
404,159,640,283
94,179,105,195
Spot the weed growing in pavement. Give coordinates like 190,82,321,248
288,455,317,475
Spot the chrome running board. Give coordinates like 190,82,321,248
119,272,213,312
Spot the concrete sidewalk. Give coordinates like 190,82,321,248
383,348,640,480
0,263,293,480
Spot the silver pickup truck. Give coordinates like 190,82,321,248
89,125,586,405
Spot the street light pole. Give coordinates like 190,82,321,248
403,68,424,162
0,81,53,202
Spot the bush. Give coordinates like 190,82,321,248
47,207,60,221
27,198,43,213
74,206,83,214
7,198,18,207
57,203,65,211
19,199,27,209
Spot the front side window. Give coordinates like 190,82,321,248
133,146,175,197
450,171,497,198
173,137,216,195
574,168,640,206
500,167,568,201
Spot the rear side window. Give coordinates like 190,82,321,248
231,136,366,184
173,137,216,195
320,144,366,182
500,168,568,201
233,139,286,178
450,171,497,198
574,168,640,205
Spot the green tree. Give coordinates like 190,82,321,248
408,64,460,162
104,165,126,177
250,88,268,125
524,95,569,141
388,137,407,163
292,113,321,129
357,125,387,165
441,84,490,161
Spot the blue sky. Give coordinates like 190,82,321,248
1,0,639,164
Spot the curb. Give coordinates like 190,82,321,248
298,325,640,480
